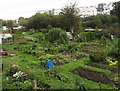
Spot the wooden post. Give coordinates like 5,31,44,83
12,35,14,42
32,80,37,91
99,83,102,91
32,80,43,90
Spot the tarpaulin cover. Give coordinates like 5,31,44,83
47,61,53,69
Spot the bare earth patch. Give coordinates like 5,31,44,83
53,60,69,66
71,67,119,87
0,48,18,57
83,45,102,49
80,45,102,54
14,38,29,42
85,63,119,73
62,52,85,59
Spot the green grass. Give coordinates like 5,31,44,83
2,35,119,90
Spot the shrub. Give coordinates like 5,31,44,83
29,29,35,33
38,54,55,67
79,30,111,42
7,64,19,76
89,50,107,63
34,33,45,43
40,29,49,33
55,73,69,82
57,44,68,53
75,78,86,90
67,42,78,52
107,38,120,61
47,28,69,44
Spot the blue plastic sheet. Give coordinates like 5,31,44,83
47,61,53,69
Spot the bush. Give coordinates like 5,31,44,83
47,28,69,44
67,42,79,52
7,64,19,76
107,38,120,61
89,50,107,63
34,33,45,43
40,29,49,33
79,30,111,42
38,54,55,67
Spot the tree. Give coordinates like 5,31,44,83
2,20,7,26
0,19,2,28
50,15,61,28
82,16,96,28
47,28,69,44
6,20,14,29
27,13,51,29
60,3,81,35
110,1,120,23
93,14,112,28
82,14,118,29
18,17,28,27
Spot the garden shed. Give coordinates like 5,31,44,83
0,34,13,44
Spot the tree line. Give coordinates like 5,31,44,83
1,1,120,34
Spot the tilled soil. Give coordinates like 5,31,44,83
14,38,29,42
83,45,102,49
19,42,27,45
71,67,118,87
80,49,94,54
53,60,69,66
63,52,85,59
0,48,18,57
80,45,102,54
86,63,119,73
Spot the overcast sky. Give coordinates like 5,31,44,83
0,0,119,20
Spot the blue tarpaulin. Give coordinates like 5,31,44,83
47,61,53,69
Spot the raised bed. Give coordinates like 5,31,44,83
85,63,119,73
80,45,102,54
19,42,27,45
14,38,29,42
83,45,102,49
71,67,119,87
8,52,18,56
0,48,18,57
80,50,94,54
62,52,85,59
53,60,69,66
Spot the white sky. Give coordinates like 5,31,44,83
0,0,119,20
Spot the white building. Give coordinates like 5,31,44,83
79,6,97,17
37,9,61,15
96,3,114,15
79,2,114,18
13,20,18,24
36,10,45,14
102,2,113,15
53,9,61,15
36,2,114,17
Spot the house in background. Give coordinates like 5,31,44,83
96,3,113,15
79,6,97,18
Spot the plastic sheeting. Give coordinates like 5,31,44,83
47,61,53,69
0,34,12,39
